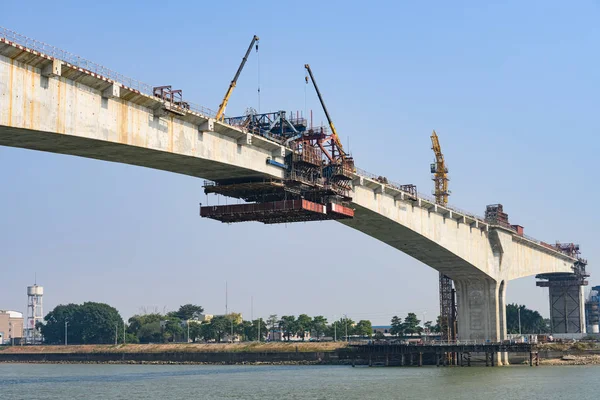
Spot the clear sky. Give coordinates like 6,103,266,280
0,1,598,326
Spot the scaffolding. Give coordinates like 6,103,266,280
536,259,588,334
439,275,456,342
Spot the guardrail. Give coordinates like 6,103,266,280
0,26,218,118
353,167,486,221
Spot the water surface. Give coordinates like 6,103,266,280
0,363,594,399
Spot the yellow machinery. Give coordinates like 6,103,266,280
304,64,348,163
430,130,449,205
215,35,259,122
431,130,456,344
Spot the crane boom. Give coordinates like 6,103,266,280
430,130,449,206
304,64,347,161
215,35,259,122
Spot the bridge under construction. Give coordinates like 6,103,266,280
0,27,589,361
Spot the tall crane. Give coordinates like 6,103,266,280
430,130,449,206
430,130,456,344
304,64,348,163
215,35,259,122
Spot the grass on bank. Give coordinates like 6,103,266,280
1,341,348,354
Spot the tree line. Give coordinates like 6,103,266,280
36,301,549,345
37,302,375,344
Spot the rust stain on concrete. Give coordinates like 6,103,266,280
29,65,35,129
8,59,14,126
119,100,128,144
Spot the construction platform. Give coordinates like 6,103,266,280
200,199,354,224
339,343,539,367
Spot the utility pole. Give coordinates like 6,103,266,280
123,322,126,344
258,317,261,342
334,318,337,342
344,314,348,342
64,320,68,346
187,320,190,343
518,307,522,335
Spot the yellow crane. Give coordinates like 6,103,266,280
431,129,456,344
430,130,449,206
215,35,259,122
304,64,348,163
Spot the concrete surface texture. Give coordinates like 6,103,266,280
0,38,579,353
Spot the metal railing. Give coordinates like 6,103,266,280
353,167,485,221
0,26,217,118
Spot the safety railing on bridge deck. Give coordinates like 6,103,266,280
353,167,486,222
0,26,218,118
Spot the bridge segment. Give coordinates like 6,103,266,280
0,34,579,358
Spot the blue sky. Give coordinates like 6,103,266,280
0,1,598,325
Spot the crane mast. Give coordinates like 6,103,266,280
304,64,348,162
215,35,259,122
430,130,456,345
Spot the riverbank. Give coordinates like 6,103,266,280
4,342,600,366
0,342,348,365
0,342,346,354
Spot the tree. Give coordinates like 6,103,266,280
40,302,124,344
188,322,203,343
241,319,268,341
423,321,433,334
374,331,385,340
354,320,373,338
208,315,229,342
296,314,312,341
402,313,422,335
128,313,162,338
311,316,328,340
138,321,162,343
164,317,184,342
431,316,442,333
199,321,216,342
390,316,403,337
506,304,549,334
173,304,204,321
279,316,297,341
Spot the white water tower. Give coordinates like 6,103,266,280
26,284,43,344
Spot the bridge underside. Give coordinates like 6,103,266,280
341,204,488,281
0,126,267,181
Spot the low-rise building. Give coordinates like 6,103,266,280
0,311,24,345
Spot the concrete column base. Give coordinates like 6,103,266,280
455,278,506,342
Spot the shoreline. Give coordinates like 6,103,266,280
3,343,600,366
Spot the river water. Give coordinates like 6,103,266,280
0,363,596,399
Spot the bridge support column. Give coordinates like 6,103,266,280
455,278,504,343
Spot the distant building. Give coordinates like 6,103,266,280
0,311,24,345
195,314,214,323
267,330,311,342
372,325,393,337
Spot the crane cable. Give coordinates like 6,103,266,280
256,41,260,113
304,68,308,127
